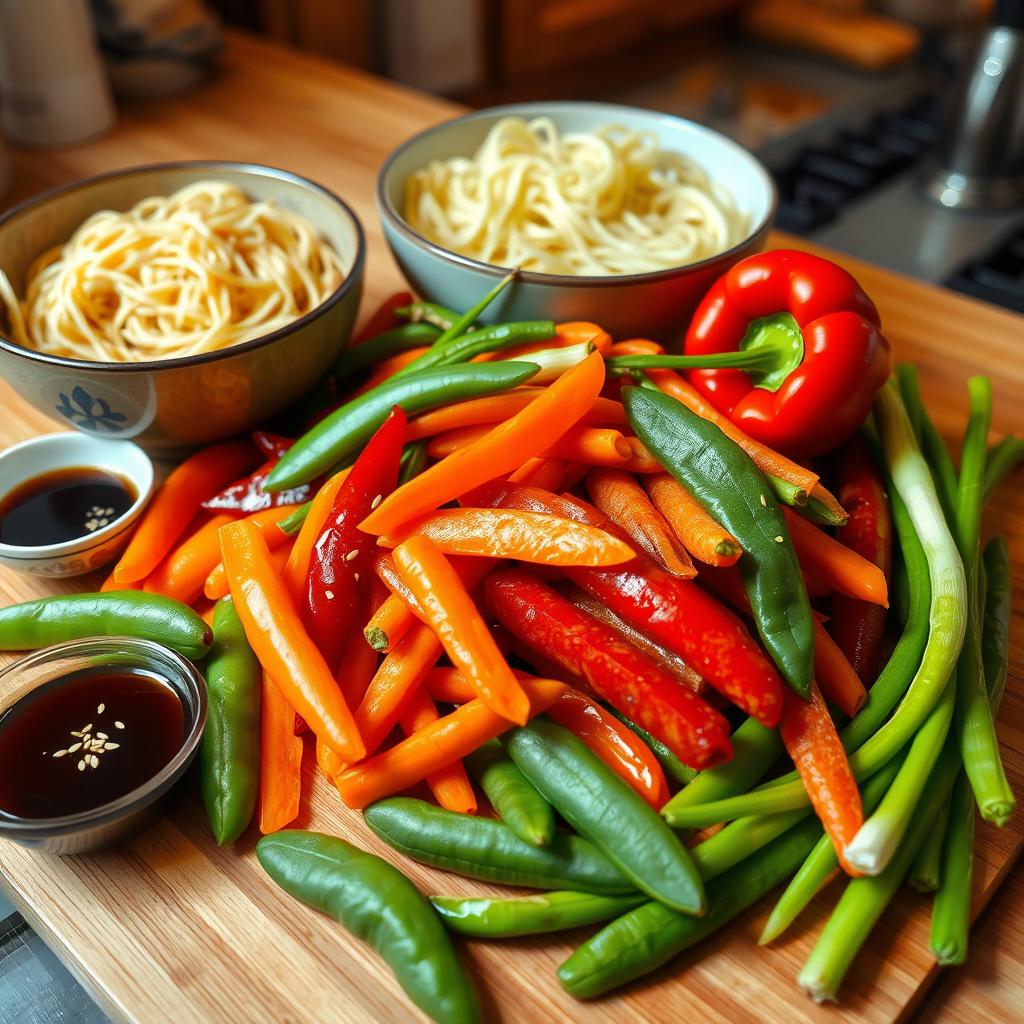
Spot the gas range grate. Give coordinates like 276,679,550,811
946,225,1024,314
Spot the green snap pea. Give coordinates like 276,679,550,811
464,739,554,847
505,720,704,915
603,706,696,786
430,891,645,938
257,831,479,1024
267,360,540,490
331,322,442,377
398,440,429,485
394,321,556,379
0,592,212,660
363,797,634,894
200,597,261,845
558,814,823,999
624,385,814,696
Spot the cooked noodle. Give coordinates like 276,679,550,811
0,180,345,362
404,117,748,276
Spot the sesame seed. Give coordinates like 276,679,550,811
70,730,84,738
345,549,359,561
353,573,359,582
104,742,120,751
89,755,99,768
760,494,767,507
77,760,86,771
97,732,108,740
370,494,383,510
82,723,93,733
325,590,334,600
97,703,105,714
52,750,68,758
115,721,125,730
774,535,784,543
68,742,82,753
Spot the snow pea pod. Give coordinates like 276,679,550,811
0,592,212,660
332,322,442,376
624,385,814,697
363,797,634,894
200,597,261,845
257,830,479,1024
267,361,540,490
464,739,554,847
505,720,704,915
431,891,645,938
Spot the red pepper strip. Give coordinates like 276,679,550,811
685,249,890,457
304,408,407,672
547,687,670,810
467,481,783,728
779,682,863,875
485,567,732,770
829,437,893,683
252,431,295,459
203,433,304,512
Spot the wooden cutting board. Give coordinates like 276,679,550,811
0,30,1022,1024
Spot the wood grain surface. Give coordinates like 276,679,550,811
0,29,1021,1024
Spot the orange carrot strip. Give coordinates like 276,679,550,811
220,520,364,760
144,513,235,603
507,457,568,490
783,508,888,607
392,535,530,724
113,440,259,584
205,542,292,602
360,351,606,535
399,688,478,814
644,473,741,567
101,566,140,592
281,467,352,598
354,622,441,756
585,468,696,578
352,347,432,397
426,424,636,470
377,508,635,567
334,678,566,809
406,390,627,441
477,321,612,362
202,506,295,600
364,594,417,654
779,682,864,875
374,550,497,621
812,618,868,718
259,671,303,834
547,687,670,810
426,665,475,704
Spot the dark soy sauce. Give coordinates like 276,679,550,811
0,667,185,819
0,467,136,547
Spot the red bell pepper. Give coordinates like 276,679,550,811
467,480,784,728
485,567,732,770
303,408,406,672
204,432,315,512
828,436,893,683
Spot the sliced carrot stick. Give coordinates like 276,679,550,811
220,520,364,760
398,689,477,814
507,457,568,490
406,390,627,441
364,594,417,653
316,736,344,779
334,678,566,809
281,467,352,598
783,508,888,607
360,351,606,535
374,550,497,621
259,671,303,834
779,682,864,875
113,440,259,584
377,507,635,567
547,687,670,809
143,513,235,603
644,473,741,567
426,666,476,704
813,618,868,718
392,536,530,725
202,506,296,600
354,622,441,756
352,347,431,397
101,566,141,592
617,437,664,474
205,542,292,601
585,468,696,578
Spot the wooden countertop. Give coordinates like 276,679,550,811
0,29,1021,1023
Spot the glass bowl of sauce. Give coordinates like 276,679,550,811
0,432,153,577
0,637,206,854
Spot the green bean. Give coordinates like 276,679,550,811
983,436,1024,501
200,598,261,845
363,797,634,894
398,441,429,485
267,360,539,490
396,301,459,331
505,720,704,914
330,322,441,377
930,769,975,964
557,815,823,999
394,321,556,379
691,807,810,880
464,739,554,847
257,831,479,1024
766,472,808,508
0,592,212,660
604,706,696,787
433,268,516,346
431,891,645,938
906,800,949,893
759,756,903,945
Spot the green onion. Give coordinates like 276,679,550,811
433,268,516,346
906,799,949,893
395,301,459,331
690,808,810,880
765,473,808,508
981,536,1011,708
394,320,555,379
930,769,975,964
982,436,1024,501
518,340,594,383
758,756,903,946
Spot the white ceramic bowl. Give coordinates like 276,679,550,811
378,101,776,343
0,433,153,577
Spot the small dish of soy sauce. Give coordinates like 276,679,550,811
0,637,206,854
0,433,153,577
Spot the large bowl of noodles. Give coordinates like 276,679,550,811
377,102,774,344
0,162,364,457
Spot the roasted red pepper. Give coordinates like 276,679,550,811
204,432,314,512
467,480,784,728
683,249,891,457
485,568,732,770
828,436,893,683
303,408,406,672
